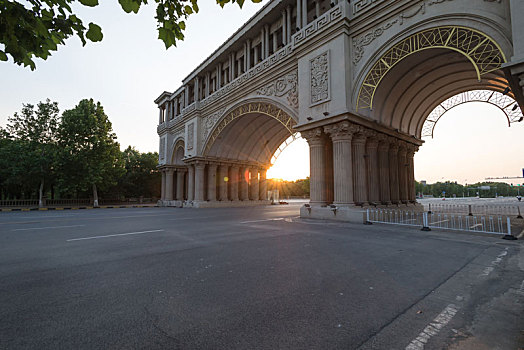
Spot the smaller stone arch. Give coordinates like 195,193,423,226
171,139,185,165
202,100,298,156
357,26,507,110
422,89,523,138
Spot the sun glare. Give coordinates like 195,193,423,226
266,136,310,181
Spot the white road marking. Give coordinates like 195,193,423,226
518,279,524,295
166,215,222,221
12,224,85,231
239,218,285,224
67,229,164,242
405,304,459,350
480,248,508,277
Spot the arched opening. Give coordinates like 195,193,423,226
193,101,300,206
353,25,523,199
416,101,524,191
356,26,514,138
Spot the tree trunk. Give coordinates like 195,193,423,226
38,179,44,208
92,184,99,207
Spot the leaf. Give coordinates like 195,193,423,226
119,0,141,14
78,0,99,7
184,5,193,14
86,23,103,42
0,51,7,62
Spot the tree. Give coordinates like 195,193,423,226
117,146,160,198
0,0,261,70
57,99,125,206
4,100,60,206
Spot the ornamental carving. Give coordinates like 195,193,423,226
352,0,386,15
293,5,342,47
201,108,226,143
323,121,360,140
310,51,330,105
301,127,324,145
187,123,194,150
159,137,166,161
257,71,298,110
353,20,398,64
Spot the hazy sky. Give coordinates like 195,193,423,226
1,1,523,185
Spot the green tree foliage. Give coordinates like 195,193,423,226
416,180,522,198
56,99,125,206
0,0,261,70
268,178,310,198
4,100,60,206
117,146,160,198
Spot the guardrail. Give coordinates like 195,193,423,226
0,198,158,207
366,208,513,236
423,203,523,218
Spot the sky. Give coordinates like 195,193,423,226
1,1,523,185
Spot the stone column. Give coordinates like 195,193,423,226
296,0,302,29
207,163,217,201
250,168,260,200
246,39,251,70
324,121,356,206
302,127,328,206
161,170,166,200
286,6,292,42
407,145,417,203
259,168,268,200
352,132,368,206
282,10,287,45
366,134,380,205
264,24,270,58
194,162,206,201
389,139,400,204
165,169,174,201
187,164,195,201
240,166,250,200
398,142,408,204
301,0,307,26
377,135,391,204
230,165,240,201
218,164,229,201
176,168,185,201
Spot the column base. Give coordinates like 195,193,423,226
159,200,184,207
300,201,425,223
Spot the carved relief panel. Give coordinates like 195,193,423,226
310,51,330,106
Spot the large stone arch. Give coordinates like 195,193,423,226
203,99,298,165
354,24,518,138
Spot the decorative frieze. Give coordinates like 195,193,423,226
352,0,387,15
256,71,298,110
293,5,342,47
353,20,398,64
201,108,226,143
310,51,330,105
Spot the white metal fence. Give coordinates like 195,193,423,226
423,203,523,218
366,208,512,235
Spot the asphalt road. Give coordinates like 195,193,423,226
1,204,523,349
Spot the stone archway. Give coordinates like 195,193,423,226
189,100,298,207
356,26,507,111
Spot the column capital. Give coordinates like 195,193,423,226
301,127,325,146
195,162,206,169
352,132,367,145
323,121,359,141
389,137,400,151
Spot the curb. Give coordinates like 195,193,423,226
0,205,157,212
